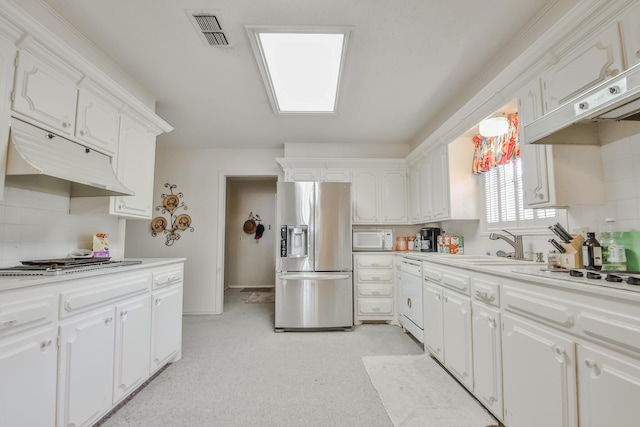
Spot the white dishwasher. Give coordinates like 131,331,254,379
398,257,424,343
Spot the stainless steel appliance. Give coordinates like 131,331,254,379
352,229,393,251
0,258,143,276
420,227,440,252
276,182,352,331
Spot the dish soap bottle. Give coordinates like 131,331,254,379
582,232,603,270
600,218,627,271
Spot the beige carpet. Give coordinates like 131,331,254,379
362,355,499,427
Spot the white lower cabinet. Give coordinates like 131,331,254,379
150,285,183,373
577,343,640,427
0,327,57,427
423,282,443,360
502,313,577,427
113,295,151,403
442,289,473,388
353,254,395,325
471,302,503,420
57,306,116,427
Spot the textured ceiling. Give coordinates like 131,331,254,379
38,0,560,150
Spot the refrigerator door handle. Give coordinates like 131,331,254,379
278,273,351,281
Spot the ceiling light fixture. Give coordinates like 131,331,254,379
479,116,509,137
246,26,353,114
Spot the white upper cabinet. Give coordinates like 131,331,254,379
0,35,16,201
620,2,640,69
413,140,478,223
541,23,624,114
75,80,122,156
12,47,80,136
352,169,407,224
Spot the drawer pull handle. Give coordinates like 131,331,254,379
372,307,381,312
475,289,495,301
156,298,162,306
371,277,381,281
407,298,412,308
372,291,380,295
487,317,496,328
0,318,18,327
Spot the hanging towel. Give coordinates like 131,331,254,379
255,223,265,239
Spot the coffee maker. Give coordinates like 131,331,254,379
420,227,441,252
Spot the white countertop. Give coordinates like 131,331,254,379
355,250,640,302
0,258,186,292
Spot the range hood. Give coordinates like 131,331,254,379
6,118,134,197
525,63,640,145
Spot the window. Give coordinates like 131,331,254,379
483,157,561,232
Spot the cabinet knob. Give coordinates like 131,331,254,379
407,298,412,308
636,49,640,59
156,298,162,306
578,102,589,110
608,85,621,95
584,358,601,376
40,339,52,349
61,121,71,128
535,191,544,200
487,317,497,328
105,316,114,324
79,129,86,136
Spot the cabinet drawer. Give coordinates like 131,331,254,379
60,273,151,318
358,299,394,315
0,293,56,336
502,286,574,329
357,284,394,298
471,277,500,307
354,256,393,269
441,271,471,295
356,269,394,283
576,310,640,354
152,266,183,289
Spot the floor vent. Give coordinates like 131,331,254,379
189,12,229,46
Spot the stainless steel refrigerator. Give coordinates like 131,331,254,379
275,181,353,331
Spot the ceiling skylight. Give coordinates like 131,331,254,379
247,26,352,113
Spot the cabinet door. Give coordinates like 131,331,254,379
150,285,183,373
502,314,577,427
0,37,15,200
472,303,503,420
408,166,421,222
431,146,450,219
419,157,433,221
113,114,157,218
286,169,319,182
320,169,351,182
423,282,443,362
442,289,473,389
621,3,640,69
0,328,57,427
521,143,552,206
13,50,78,136
58,307,116,427
541,24,623,113
113,295,151,403
577,343,640,427
380,170,407,223
76,87,121,155
352,170,378,223
517,78,544,129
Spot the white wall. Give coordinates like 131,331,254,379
224,179,276,288
0,177,124,267
124,147,283,315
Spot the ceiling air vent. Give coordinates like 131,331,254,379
188,11,229,46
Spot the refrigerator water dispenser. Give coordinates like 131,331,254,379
280,225,308,258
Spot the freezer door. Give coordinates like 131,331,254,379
277,182,314,272
275,272,353,330
315,182,352,271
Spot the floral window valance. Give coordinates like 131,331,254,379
472,113,519,174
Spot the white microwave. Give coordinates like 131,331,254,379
353,229,394,251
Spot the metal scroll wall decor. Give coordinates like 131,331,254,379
150,183,194,246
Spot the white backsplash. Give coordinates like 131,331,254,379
0,177,124,267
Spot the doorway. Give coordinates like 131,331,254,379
222,176,277,301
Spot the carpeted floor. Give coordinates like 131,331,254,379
99,288,499,427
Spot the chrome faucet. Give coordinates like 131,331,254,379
489,230,524,260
